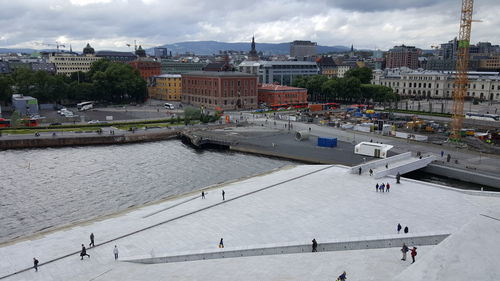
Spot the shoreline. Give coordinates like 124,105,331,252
0,164,296,247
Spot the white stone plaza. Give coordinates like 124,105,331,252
1,164,499,281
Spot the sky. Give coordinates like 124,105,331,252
1,0,499,52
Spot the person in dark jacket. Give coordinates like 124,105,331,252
375,183,379,192
338,271,347,281
89,233,95,247
397,223,402,234
201,191,205,199
396,172,401,184
401,243,409,260
80,244,90,260
358,167,362,175
219,238,224,248
312,239,318,252
222,190,225,201
386,183,390,192
33,258,39,272
410,247,417,263
404,226,409,234
369,169,373,176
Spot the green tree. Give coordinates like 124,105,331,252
344,67,373,84
321,78,340,101
184,106,201,120
0,75,14,104
305,75,328,102
291,76,309,88
9,111,21,127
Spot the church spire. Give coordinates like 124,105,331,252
248,35,259,61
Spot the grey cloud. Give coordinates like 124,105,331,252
0,0,499,51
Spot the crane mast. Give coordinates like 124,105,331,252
451,0,474,140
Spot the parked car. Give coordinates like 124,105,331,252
50,122,62,126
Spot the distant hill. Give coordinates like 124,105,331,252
153,41,350,55
0,41,351,56
0,48,38,54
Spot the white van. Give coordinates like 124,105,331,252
164,103,174,109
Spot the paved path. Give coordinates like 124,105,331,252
242,113,500,178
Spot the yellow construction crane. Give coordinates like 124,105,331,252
450,0,475,140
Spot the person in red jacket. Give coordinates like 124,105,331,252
410,247,417,263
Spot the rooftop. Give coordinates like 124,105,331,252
258,84,307,91
154,74,182,78
1,164,499,280
183,71,257,77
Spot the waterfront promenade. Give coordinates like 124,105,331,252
1,164,499,280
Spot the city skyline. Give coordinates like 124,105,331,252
1,0,500,52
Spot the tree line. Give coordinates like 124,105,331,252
291,67,399,104
0,59,147,105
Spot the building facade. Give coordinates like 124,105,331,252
237,61,319,85
181,71,258,110
48,53,102,75
160,59,206,74
96,51,137,63
128,59,161,82
316,56,337,78
258,84,308,107
386,45,420,69
372,68,500,101
31,62,56,74
148,74,182,101
290,40,317,59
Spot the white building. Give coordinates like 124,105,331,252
238,60,319,86
372,68,500,101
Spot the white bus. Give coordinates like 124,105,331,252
465,112,499,122
164,103,175,109
77,101,94,111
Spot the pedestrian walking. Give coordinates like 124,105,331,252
219,238,224,248
380,183,385,192
410,247,417,263
337,271,347,281
89,233,95,247
441,150,444,157
312,239,318,252
375,183,379,192
385,163,389,169
358,167,362,175
33,258,39,272
401,243,409,261
80,244,90,260
404,226,409,234
201,191,205,199
386,183,390,192
222,190,225,201
397,223,402,234
447,154,451,163
396,172,401,184
113,245,119,260
369,169,373,176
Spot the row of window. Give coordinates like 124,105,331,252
183,96,254,105
380,80,500,91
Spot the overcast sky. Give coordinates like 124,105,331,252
1,0,499,52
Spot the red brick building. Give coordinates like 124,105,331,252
128,59,161,81
181,71,258,110
258,84,308,107
386,45,421,69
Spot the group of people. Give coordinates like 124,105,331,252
401,243,418,263
33,232,120,272
375,182,391,192
200,189,226,201
397,223,409,234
